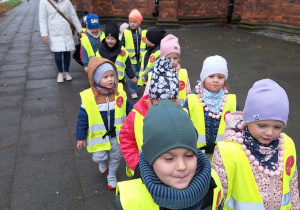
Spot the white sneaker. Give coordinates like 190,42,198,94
57,73,64,83
107,175,117,190
64,72,72,81
99,163,108,174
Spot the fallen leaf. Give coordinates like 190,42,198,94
27,111,32,116
4,84,7,87
217,35,222,39
194,49,200,52
236,38,241,43
224,43,227,46
256,45,263,49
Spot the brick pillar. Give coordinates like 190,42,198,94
157,0,180,28
238,0,271,30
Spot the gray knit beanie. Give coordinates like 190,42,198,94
93,62,115,85
142,100,198,166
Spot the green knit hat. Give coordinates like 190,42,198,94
142,100,198,166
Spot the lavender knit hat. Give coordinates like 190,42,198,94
200,55,228,82
243,79,289,125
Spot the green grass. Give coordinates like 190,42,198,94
2,0,22,8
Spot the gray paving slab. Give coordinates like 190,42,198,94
0,0,300,209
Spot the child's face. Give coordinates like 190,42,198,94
152,148,197,189
105,36,117,48
129,18,139,30
99,70,115,89
203,73,226,92
146,38,155,47
166,52,180,68
247,120,284,144
89,28,100,36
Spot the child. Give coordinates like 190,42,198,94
184,55,237,159
111,100,224,209
143,34,192,105
119,23,129,40
119,57,179,176
96,20,137,85
81,14,105,72
137,26,165,86
121,9,147,99
212,79,300,209
81,10,89,28
76,57,133,190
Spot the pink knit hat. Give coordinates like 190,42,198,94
160,34,181,58
128,9,143,25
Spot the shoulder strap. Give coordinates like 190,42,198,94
47,0,76,34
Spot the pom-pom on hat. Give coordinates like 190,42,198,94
200,55,228,82
128,9,143,25
142,100,198,166
160,34,181,58
149,57,179,100
105,20,119,40
146,26,165,46
243,79,289,125
86,14,100,29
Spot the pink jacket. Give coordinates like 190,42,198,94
212,112,300,209
119,95,150,171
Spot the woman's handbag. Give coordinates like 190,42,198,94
47,0,76,35
73,43,84,66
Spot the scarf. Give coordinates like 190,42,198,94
243,127,279,171
201,88,225,115
87,29,101,38
139,149,211,210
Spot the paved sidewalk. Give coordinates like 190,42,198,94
0,0,300,209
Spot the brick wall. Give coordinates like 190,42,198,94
269,1,300,25
73,0,300,27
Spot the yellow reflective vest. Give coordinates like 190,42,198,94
117,169,223,210
81,32,105,58
80,84,127,153
147,68,188,105
138,50,160,86
218,133,296,210
124,29,147,65
96,46,129,81
188,94,236,148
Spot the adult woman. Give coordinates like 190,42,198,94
39,0,82,82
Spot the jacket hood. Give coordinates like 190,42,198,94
87,57,119,88
87,57,120,103
133,95,150,117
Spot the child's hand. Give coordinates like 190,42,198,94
131,77,138,83
142,77,146,82
84,67,88,73
77,140,86,150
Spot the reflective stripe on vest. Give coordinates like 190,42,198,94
117,179,159,210
124,29,147,65
95,47,129,80
80,83,127,153
218,134,296,210
188,94,236,148
138,50,160,86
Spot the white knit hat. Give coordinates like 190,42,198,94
200,55,228,82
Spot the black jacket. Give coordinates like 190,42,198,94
98,40,135,81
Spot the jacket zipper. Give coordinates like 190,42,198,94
105,95,110,138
